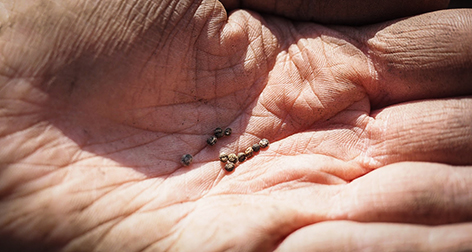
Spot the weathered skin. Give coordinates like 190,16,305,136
1,0,471,251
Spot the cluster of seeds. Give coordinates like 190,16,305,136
180,127,269,172
219,138,269,172
207,127,232,146
181,127,232,166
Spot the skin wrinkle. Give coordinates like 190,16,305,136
165,212,197,251
63,5,99,57
82,2,116,54
318,36,337,90
55,183,158,246
275,221,472,251
0,113,43,138
141,222,183,252
350,117,372,168
138,0,185,79
291,49,324,118
234,154,346,193
119,1,154,50
361,109,388,169
365,98,472,166
61,219,119,251
47,200,120,245
0,167,65,202
61,3,120,68
0,78,51,107
166,204,224,251
75,134,161,161
92,217,136,251
205,164,227,195
348,164,470,224
445,168,471,219
6,193,76,242
2,124,56,163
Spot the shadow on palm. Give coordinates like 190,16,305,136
48,10,371,183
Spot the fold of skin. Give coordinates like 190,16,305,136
0,0,471,251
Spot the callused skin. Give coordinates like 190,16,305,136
0,0,471,251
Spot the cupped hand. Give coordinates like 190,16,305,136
1,0,471,251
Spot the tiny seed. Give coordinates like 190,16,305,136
214,127,224,138
237,152,246,162
219,152,228,163
259,138,269,148
180,154,193,166
228,153,238,163
245,147,254,159
207,136,217,146
224,128,232,136
252,143,261,152
225,162,235,172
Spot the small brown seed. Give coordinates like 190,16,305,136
219,152,228,163
259,138,269,148
214,127,224,138
228,153,238,163
207,136,217,146
252,143,261,152
237,152,246,162
245,147,254,159
225,162,235,172
180,154,193,166
224,128,232,136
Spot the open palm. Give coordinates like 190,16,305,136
1,0,471,251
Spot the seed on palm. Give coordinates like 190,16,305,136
237,152,246,162
219,152,228,163
259,138,269,148
207,135,217,146
214,127,224,138
224,162,235,172
228,153,238,163
252,143,261,152
180,154,193,166
224,128,232,136
245,147,254,159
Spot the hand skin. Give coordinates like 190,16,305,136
0,0,472,251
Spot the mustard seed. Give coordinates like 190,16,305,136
224,128,232,136
237,152,246,162
180,154,193,166
207,135,217,146
228,153,238,163
225,162,235,172
219,152,228,163
259,138,269,148
214,127,224,138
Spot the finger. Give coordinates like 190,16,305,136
359,97,472,168
276,221,472,251
362,9,472,108
330,162,472,225
220,0,449,25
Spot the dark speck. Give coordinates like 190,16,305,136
180,154,193,166
207,136,217,146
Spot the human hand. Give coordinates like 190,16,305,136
1,0,471,251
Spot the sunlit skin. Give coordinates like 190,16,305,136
1,0,471,251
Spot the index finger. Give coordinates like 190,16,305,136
361,9,472,108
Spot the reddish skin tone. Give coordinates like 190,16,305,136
1,0,472,251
